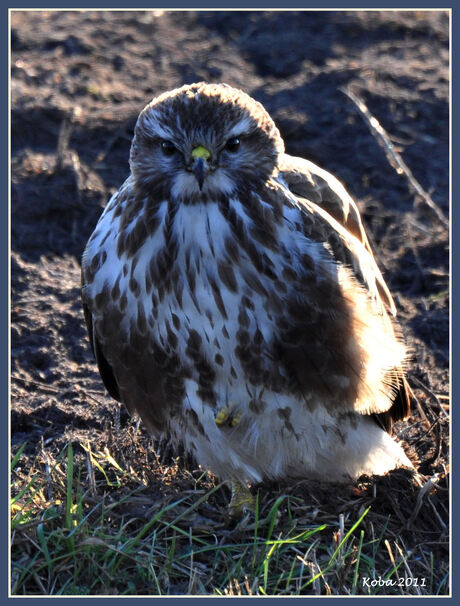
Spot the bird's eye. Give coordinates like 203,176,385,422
225,137,240,152
160,140,177,156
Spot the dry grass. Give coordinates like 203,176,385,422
10,414,449,596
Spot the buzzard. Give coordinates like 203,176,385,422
82,82,413,514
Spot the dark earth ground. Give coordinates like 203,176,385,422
11,10,450,594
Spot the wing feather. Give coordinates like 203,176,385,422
277,154,412,426
279,153,396,315
81,274,121,403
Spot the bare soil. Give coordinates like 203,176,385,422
11,10,450,594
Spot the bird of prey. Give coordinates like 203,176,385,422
82,82,413,515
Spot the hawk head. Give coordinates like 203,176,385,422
129,82,285,201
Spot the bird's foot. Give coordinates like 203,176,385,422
229,479,255,519
215,405,242,428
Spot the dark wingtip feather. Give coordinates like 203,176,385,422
92,330,122,402
374,372,413,433
82,299,122,403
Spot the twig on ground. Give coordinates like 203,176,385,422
341,86,448,228
92,127,132,168
11,374,107,406
55,107,81,172
406,225,427,290
384,540,404,594
410,376,449,417
408,473,440,526
394,541,421,596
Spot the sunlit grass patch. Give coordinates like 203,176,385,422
10,437,448,596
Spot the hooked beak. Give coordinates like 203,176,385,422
191,145,211,190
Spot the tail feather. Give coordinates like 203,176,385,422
374,370,413,433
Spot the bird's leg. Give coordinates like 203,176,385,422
229,479,254,519
214,406,250,517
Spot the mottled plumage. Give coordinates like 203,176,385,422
82,82,412,498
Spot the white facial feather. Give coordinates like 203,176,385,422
141,109,175,141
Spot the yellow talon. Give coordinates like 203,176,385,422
215,406,232,426
231,411,242,427
215,405,242,427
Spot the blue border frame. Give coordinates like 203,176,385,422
6,3,454,604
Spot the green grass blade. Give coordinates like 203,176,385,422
11,476,38,507
302,507,370,590
65,442,74,531
352,529,365,594
11,442,28,471
36,522,52,571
